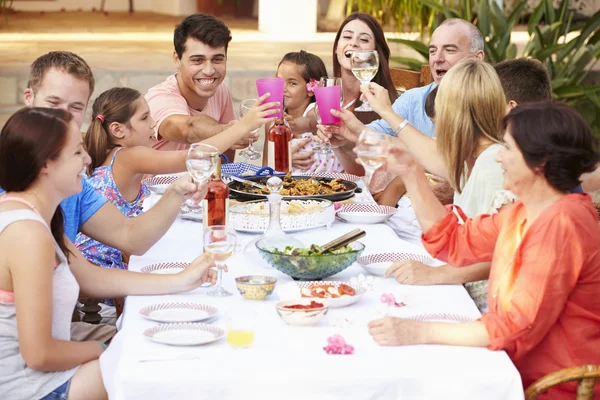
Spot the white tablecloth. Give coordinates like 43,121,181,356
100,215,523,400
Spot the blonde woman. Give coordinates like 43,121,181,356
328,59,516,312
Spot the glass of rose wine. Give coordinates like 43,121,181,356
238,99,262,160
355,130,388,189
313,77,344,155
350,50,379,112
204,225,237,297
183,143,219,213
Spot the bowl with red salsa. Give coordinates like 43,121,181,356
275,299,328,326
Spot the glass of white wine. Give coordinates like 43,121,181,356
350,50,379,112
355,130,388,189
204,225,237,297
238,99,262,160
183,143,219,213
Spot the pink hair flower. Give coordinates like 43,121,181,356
380,293,406,307
306,79,319,94
323,334,354,355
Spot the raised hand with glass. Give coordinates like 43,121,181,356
204,225,237,297
355,130,388,188
183,143,219,212
351,50,379,112
313,77,343,154
238,99,262,160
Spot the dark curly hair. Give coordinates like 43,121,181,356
174,13,232,58
505,102,599,192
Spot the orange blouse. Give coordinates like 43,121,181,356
422,194,600,399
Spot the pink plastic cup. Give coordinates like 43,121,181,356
313,86,341,125
256,77,284,119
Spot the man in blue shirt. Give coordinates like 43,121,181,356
366,19,484,138
15,51,203,251
319,19,486,178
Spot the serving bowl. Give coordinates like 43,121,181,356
235,275,277,300
228,199,335,233
336,204,396,224
256,240,365,281
275,299,328,326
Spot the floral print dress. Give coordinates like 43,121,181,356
75,148,149,305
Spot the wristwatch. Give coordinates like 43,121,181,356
393,120,410,137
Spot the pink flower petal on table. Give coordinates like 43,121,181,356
323,334,354,355
380,293,396,306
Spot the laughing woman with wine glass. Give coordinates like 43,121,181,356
0,108,222,400
289,13,398,175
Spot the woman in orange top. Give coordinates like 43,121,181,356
368,102,600,399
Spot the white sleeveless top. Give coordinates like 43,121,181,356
454,144,517,217
0,209,80,399
454,144,517,313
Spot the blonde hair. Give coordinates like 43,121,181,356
434,59,506,193
85,87,142,175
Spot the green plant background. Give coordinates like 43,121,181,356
347,0,600,136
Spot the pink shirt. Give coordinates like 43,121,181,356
145,74,236,151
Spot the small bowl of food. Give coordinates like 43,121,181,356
275,299,328,326
256,241,365,280
235,275,277,300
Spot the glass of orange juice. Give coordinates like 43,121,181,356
226,309,256,349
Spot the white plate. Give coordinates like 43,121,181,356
142,173,185,194
143,323,225,346
407,313,473,323
296,281,365,308
336,204,396,224
140,262,189,274
357,253,436,277
140,302,219,323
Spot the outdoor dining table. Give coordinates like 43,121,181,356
99,208,524,399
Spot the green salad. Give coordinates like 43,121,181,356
273,244,354,256
268,244,356,273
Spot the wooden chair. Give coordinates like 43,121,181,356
525,365,600,399
390,64,434,94
71,254,128,324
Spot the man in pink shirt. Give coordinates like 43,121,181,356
146,13,255,162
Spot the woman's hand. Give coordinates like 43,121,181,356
174,252,225,292
386,260,447,285
291,137,314,170
314,108,364,146
368,316,426,346
384,145,422,179
239,93,280,133
361,82,393,116
169,175,209,205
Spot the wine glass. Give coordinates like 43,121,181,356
350,50,379,112
204,225,237,297
313,77,343,155
355,130,388,189
183,143,219,212
238,99,262,161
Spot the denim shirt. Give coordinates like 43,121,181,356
367,82,436,137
